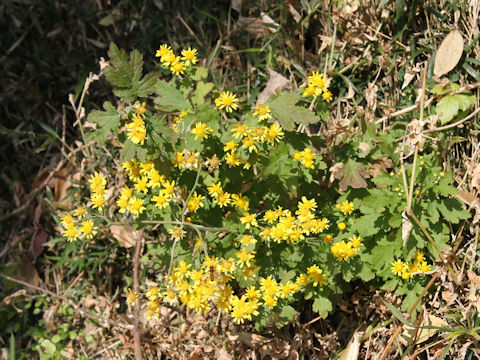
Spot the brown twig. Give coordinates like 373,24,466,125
376,81,480,125
378,272,440,360
0,273,132,330
133,229,144,360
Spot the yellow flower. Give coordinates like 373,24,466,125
337,222,346,230
235,249,255,267
214,191,231,208
322,89,332,102
128,196,146,215
152,194,169,209
391,260,405,276
134,177,149,194
161,51,177,66
181,47,198,66
303,85,316,97
238,235,257,246
187,192,205,212
169,226,186,241
240,212,258,229
191,122,213,141
89,171,106,192
73,206,87,219
207,181,223,198
214,91,239,112
61,212,75,227
79,220,97,239
170,59,186,76
265,122,284,145
126,114,147,145
125,288,139,305
419,261,431,273
253,104,272,121
339,200,354,215
156,44,172,58
65,226,79,242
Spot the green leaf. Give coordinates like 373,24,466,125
279,304,297,322
191,66,209,81
154,80,190,112
41,339,56,355
350,213,382,237
267,92,319,131
437,198,471,223
87,101,120,146
312,295,333,318
430,83,461,95
436,93,476,125
103,43,157,103
192,81,215,105
381,299,416,327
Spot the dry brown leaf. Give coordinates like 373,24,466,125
471,164,480,189
400,314,448,345
54,168,73,205
402,211,413,246
468,271,480,288
110,225,136,248
256,68,290,105
288,3,301,23
216,347,233,360
231,0,241,13
364,83,378,111
434,30,464,77
226,331,269,348
402,63,422,90
338,331,362,360
237,16,271,36
456,189,480,206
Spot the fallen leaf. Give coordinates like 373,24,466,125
110,225,136,248
434,30,464,77
338,331,363,360
401,211,412,246
257,68,290,105
471,164,480,190
54,168,72,206
468,271,480,288
31,228,47,259
400,314,448,345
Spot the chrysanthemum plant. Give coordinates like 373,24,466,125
60,43,471,328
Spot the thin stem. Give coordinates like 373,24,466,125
132,229,144,360
167,165,203,277
406,67,427,213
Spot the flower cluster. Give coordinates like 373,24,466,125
126,113,147,145
137,253,327,324
259,197,330,243
89,171,107,212
391,251,433,280
302,71,332,102
330,236,363,261
60,206,97,242
118,158,177,216
155,44,198,76
294,147,316,169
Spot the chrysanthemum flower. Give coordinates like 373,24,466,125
181,47,198,66
214,91,239,112
253,104,272,121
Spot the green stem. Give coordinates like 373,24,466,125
76,79,91,158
